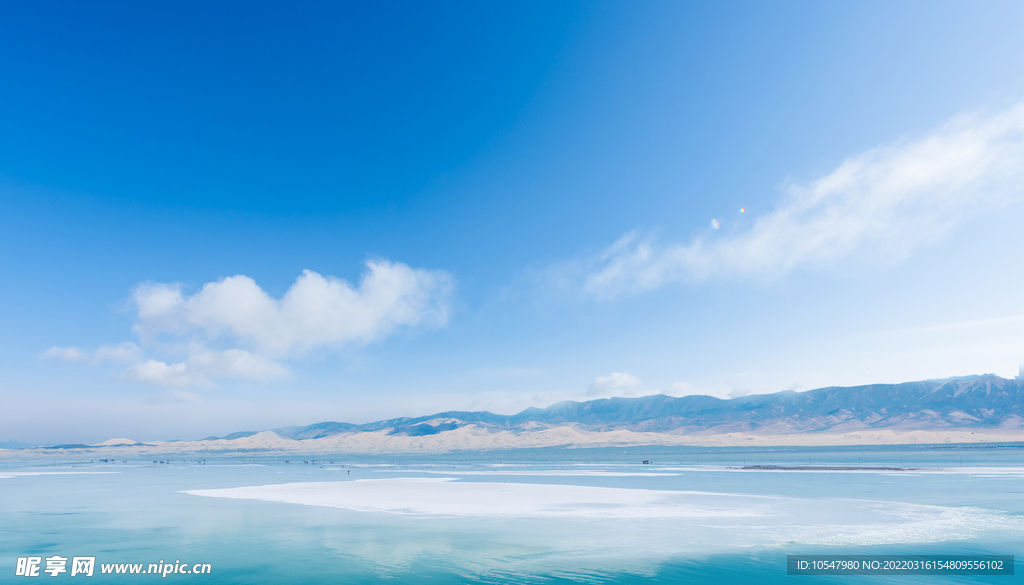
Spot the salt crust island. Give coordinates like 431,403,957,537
5,374,1022,457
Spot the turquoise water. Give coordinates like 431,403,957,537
2,444,1022,583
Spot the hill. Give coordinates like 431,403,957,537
205,374,1023,440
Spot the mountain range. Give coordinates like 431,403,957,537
209,374,1024,441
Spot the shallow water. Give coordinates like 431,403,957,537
2,444,1022,583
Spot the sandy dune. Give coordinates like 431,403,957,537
4,423,1022,457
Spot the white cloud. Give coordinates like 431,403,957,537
668,381,694,395
41,342,142,363
41,346,90,361
132,260,453,356
93,342,144,363
43,260,450,389
126,361,193,387
583,103,1024,298
587,371,641,397
125,349,288,387
728,387,752,399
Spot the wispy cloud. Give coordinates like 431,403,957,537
41,342,143,363
581,103,1024,298
125,349,288,387
41,346,89,362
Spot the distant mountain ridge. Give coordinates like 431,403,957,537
207,374,1023,441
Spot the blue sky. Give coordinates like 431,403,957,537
2,1,1023,443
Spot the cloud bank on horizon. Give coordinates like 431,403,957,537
43,260,453,387
580,103,1024,299
587,372,641,397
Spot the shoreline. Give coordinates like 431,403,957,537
2,425,1023,458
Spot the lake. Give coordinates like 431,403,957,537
2,443,1022,583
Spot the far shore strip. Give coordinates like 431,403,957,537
4,425,1022,456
